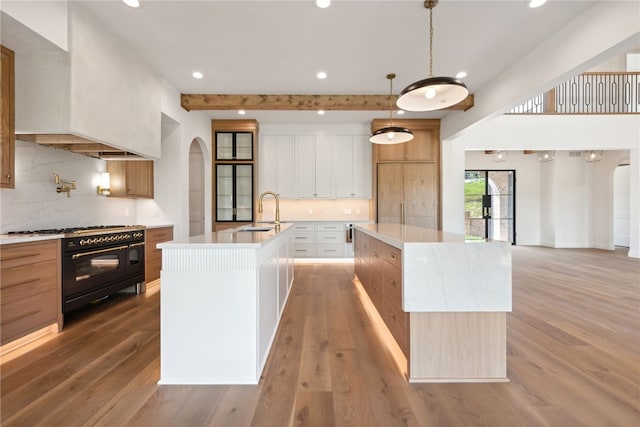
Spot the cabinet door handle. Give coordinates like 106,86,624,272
390,278,397,287
5,174,11,179
390,254,397,261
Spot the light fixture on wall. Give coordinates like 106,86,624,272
97,172,111,196
584,150,603,162
396,0,469,111
370,73,414,144
538,151,555,162
492,151,508,163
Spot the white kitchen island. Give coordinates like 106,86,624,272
157,223,293,384
354,223,512,383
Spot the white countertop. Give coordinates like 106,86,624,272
158,223,293,249
354,223,475,248
0,233,64,245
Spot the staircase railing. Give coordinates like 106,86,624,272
508,72,639,114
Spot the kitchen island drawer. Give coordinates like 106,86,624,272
293,244,315,258
384,299,409,356
316,244,343,257
384,261,402,308
0,240,58,270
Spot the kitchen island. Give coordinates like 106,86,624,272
157,223,294,384
354,223,512,383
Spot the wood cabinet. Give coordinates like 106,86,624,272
212,120,258,231
377,163,438,229
144,226,173,284
372,119,440,229
107,160,154,199
1,45,15,189
259,135,295,197
334,135,371,198
0,240,61,345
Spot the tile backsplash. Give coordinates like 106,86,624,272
0,139,137,233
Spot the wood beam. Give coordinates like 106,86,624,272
181,93,474,112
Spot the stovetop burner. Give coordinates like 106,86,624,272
7,225,141,235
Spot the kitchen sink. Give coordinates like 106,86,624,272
238,226,274,232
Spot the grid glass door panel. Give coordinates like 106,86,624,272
215,132,253,160
465,170,515,244
216,133,234,160
235,133,253,160
216,164,253,222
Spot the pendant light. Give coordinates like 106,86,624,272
370,73,414,144
396,0,469,111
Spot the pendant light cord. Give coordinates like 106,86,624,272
389,75,394,125
428,5,433,77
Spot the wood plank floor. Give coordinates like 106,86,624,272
1,246,639,426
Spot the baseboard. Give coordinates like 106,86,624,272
628,250,640,258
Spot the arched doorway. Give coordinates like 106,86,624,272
189,140,205,236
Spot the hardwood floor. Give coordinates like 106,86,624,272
1,247,639,426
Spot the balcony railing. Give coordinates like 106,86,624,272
508,72,639,114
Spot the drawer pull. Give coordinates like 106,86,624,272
2,277,40,289
390,312,396,321
1,309,40,325
391,254,397,261
374,252,379,258
295,237,308,240
390,279,397,287
1,252,41,262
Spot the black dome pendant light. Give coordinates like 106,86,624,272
396,0,469,112
370,73,414,145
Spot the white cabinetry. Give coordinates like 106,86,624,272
296,135,334,198
334,135,371,198
260,135,295,197
292,222,351,258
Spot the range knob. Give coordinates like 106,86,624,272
80,239,87,245
108,235,116,241
97,237,105,243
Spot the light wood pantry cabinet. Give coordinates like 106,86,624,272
334,135,371,198
212,120,258,231
107,160,154,199
0,240,61,345
259,135,295,197
377,163,438,229
372,119,440,229
1,45,15,189
145,226,174,285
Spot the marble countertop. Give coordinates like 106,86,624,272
158,223,293,249
0,233,64,245
354,223,478,249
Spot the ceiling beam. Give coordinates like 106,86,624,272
181,93,474,112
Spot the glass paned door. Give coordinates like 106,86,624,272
464,170,516,244
215,132,253,160
216,164,254,222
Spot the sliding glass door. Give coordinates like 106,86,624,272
465,170,516,244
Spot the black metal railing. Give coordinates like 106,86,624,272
508,72,639,114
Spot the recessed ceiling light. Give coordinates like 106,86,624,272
456,71,467,79
529,0,547,8
316,71,327,80
238,110,246,115
397,110,405,115
317,110,325,115
192,71,204,79
122,0,140,8
316,0,331,9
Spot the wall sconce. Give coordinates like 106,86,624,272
97,172,111,196
538,151,555,162
493,151,508,163
53,173,77,198
584,150,602,162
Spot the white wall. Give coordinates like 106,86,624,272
136,81,212,241
612,165,630,247
1,1,68,51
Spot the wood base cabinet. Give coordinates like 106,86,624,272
145,226,174,284
354,227,509,383
0,240,61,345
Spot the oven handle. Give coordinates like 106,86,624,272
71,245,130,259
128,242,145,248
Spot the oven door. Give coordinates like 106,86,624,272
63,244,128,308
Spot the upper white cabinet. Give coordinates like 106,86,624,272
296,135,334,198
260,125,371,200
334,135,371,198
260,135,295,197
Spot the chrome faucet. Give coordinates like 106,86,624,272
258,191,280,228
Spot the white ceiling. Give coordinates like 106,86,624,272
7,0,600,124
